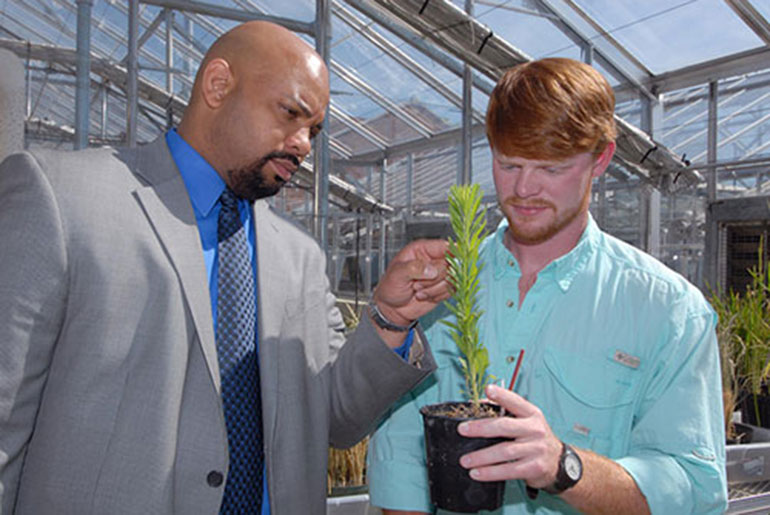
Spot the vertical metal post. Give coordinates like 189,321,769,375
406,153,414,220
313,0,331,251
330,212,340,292
100,82,108,140
365,213,373,296
639,94,661,257
379,161,387,279
380,161,386,210
588,42,604,227
75,0,93,150
707,82,718,202
127,0,139,147
589,16,602,229
25,60,31,119
182,16,194,98
458,0,474,185
165,9,174,94
24,55,31,149
379,218,387,279
164,9,175,130
704,81,719,288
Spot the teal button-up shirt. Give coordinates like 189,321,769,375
368,216,727,514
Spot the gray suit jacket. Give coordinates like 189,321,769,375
0,137,436,514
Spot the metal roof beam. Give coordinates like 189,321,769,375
138,0,314,35
343,122,488,165
330,60,435,138
0,37,387,212
90,0,196,91
533,0,656,101
362,0,531,82
364,0,696,192
329,104,389,150
345,0,496,95
332,0,485,124
622,46,770,97
725,0,770,45
134,1,434,150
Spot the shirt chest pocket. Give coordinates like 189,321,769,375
534,348,640,457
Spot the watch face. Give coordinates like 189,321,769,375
564,454,581,480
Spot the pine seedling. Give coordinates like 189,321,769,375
442,184,491,406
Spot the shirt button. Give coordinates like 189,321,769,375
506,299,514,308
508,259,515,267
207,470,224,487
506,355,515,364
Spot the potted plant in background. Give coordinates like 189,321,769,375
711,239,770,441
419,183,506,513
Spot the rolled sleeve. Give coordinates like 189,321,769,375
618,308,727,514
618,449,725,515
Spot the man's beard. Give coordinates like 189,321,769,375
227,151,299,202
503,183,591,245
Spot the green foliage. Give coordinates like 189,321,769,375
441,184,491,405
711,238,770,426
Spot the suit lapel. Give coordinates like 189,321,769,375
253,200,285,459
132,137,221,391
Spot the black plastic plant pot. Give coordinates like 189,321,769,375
420,401,505,513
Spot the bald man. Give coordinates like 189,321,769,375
0,21,447,515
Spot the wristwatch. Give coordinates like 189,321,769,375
543,442,582,495
368,301,418,332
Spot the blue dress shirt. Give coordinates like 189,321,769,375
165,129,270,515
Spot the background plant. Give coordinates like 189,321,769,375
711,238,770,429
327,303,368,493
442,184,491,406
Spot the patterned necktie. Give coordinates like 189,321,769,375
216,188,263,514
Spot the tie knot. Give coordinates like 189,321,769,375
220,187,239,212
218,188,242,242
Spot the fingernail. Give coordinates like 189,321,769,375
458,422,469,435
460,455,472,467
486,384,500,398
470,469,481,479
424,265,437,278
415,291,427,300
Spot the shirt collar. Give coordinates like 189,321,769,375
491,214,599,292
165,129,225,217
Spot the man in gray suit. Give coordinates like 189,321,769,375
0,21,448,514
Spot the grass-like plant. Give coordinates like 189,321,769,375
442,184,491,406
711,237,770,429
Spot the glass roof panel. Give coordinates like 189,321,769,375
473,2,580,61
573,0,765,74
220,0,316,22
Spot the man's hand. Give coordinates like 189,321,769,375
457,385,650,514
457,384,562,489
371,239,450,345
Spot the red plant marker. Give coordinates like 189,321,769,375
507,349,525,392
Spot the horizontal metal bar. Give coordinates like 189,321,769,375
139,0,314,34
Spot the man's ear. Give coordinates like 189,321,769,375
591,141,616,178
201,58,232,109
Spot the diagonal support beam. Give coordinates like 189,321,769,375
361,0,698,192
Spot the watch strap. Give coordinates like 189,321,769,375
368,302,418,332
543,442,582,495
